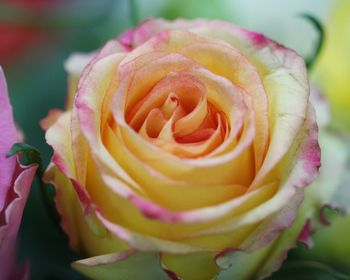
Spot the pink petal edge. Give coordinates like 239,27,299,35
0,162,37,280
0,67,20,212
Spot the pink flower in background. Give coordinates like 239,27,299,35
0,67,37,280
0,0,60,65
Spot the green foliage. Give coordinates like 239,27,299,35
269,260,350,280
7,142,43,175
299,13,325,71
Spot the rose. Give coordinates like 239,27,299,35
0,67,37,280
45,18,320,280
44,18,320,279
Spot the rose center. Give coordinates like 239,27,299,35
124,72,229,158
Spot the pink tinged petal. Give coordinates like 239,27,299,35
297,219,313,249
45,111,75,178
11,261,30,280
44,111,86,250
64,52,96,109
70,108,89,186
43,165,80,251
297,107,321,179
113,53,255,187
250,48,310,189
198,106,319,237
310,130,349,213
118,28,135,50
104,124,248,212
161,252,219,280
0,67,19,212
121,18,207,48
70,179,109,239
172,19,309,189
0,163,37,280
72,249,171,280
215,190,306,280
95,210,206,254
121,26,269,171
178,39,269,169
44,166,128,256
75,51,142,195
214,107,320,279
76,39,128,94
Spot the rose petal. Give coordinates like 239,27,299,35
0,163,37,280
0,67,19,212
44,165,128,256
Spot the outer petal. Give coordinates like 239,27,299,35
0,67,19,212
311,131,350,211
215,196,309,280
118,18,207,48
44,166,128,256
64,52,95,110
215,105,320,279
44,112,128,255
0,163,37,280
295,129,350,268
190,105,319,236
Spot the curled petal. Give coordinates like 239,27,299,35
0,163,37,280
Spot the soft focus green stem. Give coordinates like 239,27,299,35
299,13,325,71
129,0,139,26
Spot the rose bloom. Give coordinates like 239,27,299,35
0,67,37,280
44,19,320,279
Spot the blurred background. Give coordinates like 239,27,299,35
1,0,349,279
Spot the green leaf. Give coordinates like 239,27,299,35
269,260,350,280
299,13,325,71
6,142,43,175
